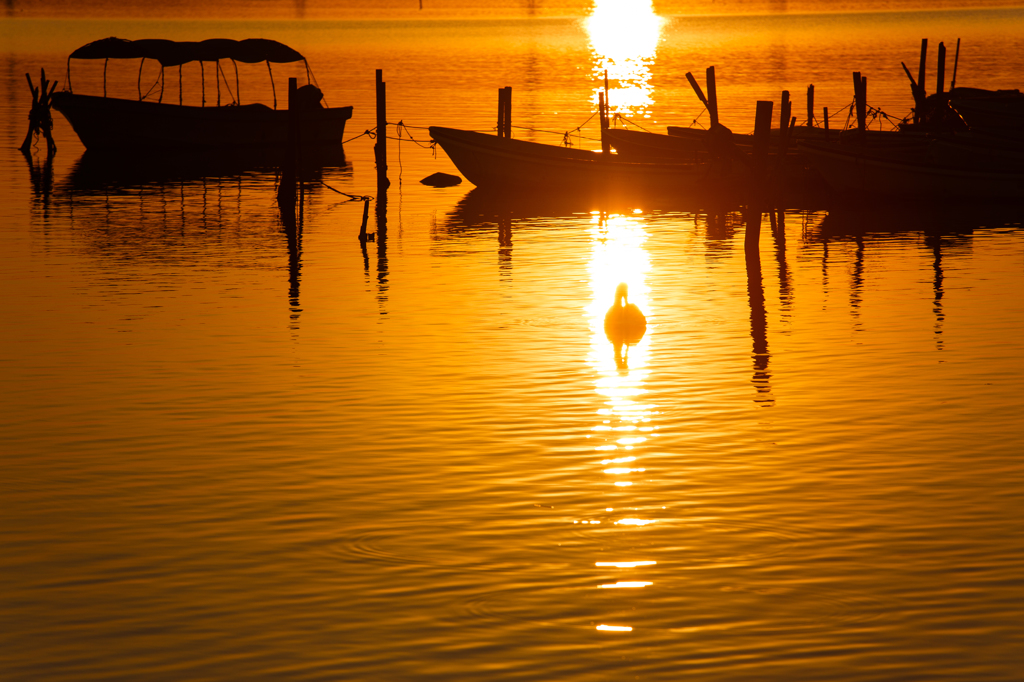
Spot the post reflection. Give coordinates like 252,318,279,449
280,198,303,330
585,0,663,118
745,208,774,407
925,232,945,351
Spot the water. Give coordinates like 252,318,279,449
3,2,1024,680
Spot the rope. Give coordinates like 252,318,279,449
317,180,372,202
612,112,653,133
140,71,162,101
386,122,435,148
344,129,375,144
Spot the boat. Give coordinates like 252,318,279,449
52,37,352,151
428,126,747,195
798,139,1024,200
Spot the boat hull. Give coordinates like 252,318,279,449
52,92,352,151
428,126,743,194
799,140,1024,200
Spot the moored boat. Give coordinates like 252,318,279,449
52,37,352,152
428,126,747,193
798,139,1024,200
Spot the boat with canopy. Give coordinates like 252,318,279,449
52,37,352,151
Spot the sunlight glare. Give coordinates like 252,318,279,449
585,0,664,117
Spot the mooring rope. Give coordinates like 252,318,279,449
316,180,372,202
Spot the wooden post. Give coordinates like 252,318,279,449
806,84,814,126
599,91,610,155
503,86,512,138
936,41,946,95
604,68,610,120
497,88,506,137
778,91,791,167
917,39,928,101
358,196,373,242
823,106,830,140
860,76,867,130
706,65,719,127
853,72,866,132
752,100,773,184
685,72,709,110
950,38,961,90
375,69,389,192
277,77,299,214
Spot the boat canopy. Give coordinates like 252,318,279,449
68,37,306,67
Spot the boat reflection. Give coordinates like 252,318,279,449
810,202,1004,354
61,145,349,193
33,147,353,330
585,0,663,118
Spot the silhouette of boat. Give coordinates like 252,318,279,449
798,137,1024,200
52,38,352,152
428,126,748,194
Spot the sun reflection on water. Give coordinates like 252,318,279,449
585,0,664,118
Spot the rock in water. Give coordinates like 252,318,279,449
420,172,462,187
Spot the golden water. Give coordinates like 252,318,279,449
2,2,1024,679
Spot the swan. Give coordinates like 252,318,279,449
604,282,647,346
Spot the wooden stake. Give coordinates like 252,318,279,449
823,106,830,140
685,72,709,109
950,38,961,90
780,90,791,133
599,91,610,155
278,77,299,213
604,68,609,118
937,41,946,95
752,100,773,182
497,87,506,137
853,72,866,132
503,86,512,138
806,84,814,126
375,69,389,191
706,66,719,127
917,39,928,102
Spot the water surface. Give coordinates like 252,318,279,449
2,3,1024,680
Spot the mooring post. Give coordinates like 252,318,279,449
752,99,774,201
599,91,610,155
375,69,389,192
497,88,506,137
950,38,961,90
604,68,610,124
277,77,299,213
937,41,946,95
853,72,867,132
20,68,57,156
685,72,709,110
782,89,790,159
706,66,719,128
917,39,928,101
503,86,512,138
358,196,372,242
806,84,814,126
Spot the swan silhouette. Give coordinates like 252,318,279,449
604,282,647,347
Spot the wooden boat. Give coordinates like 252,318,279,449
52,38,352,151
947,88,1024,133
428,126,746,193
798,139,1024,200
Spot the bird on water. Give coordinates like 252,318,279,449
604,282,647,346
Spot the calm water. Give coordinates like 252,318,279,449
3,2,1024,680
